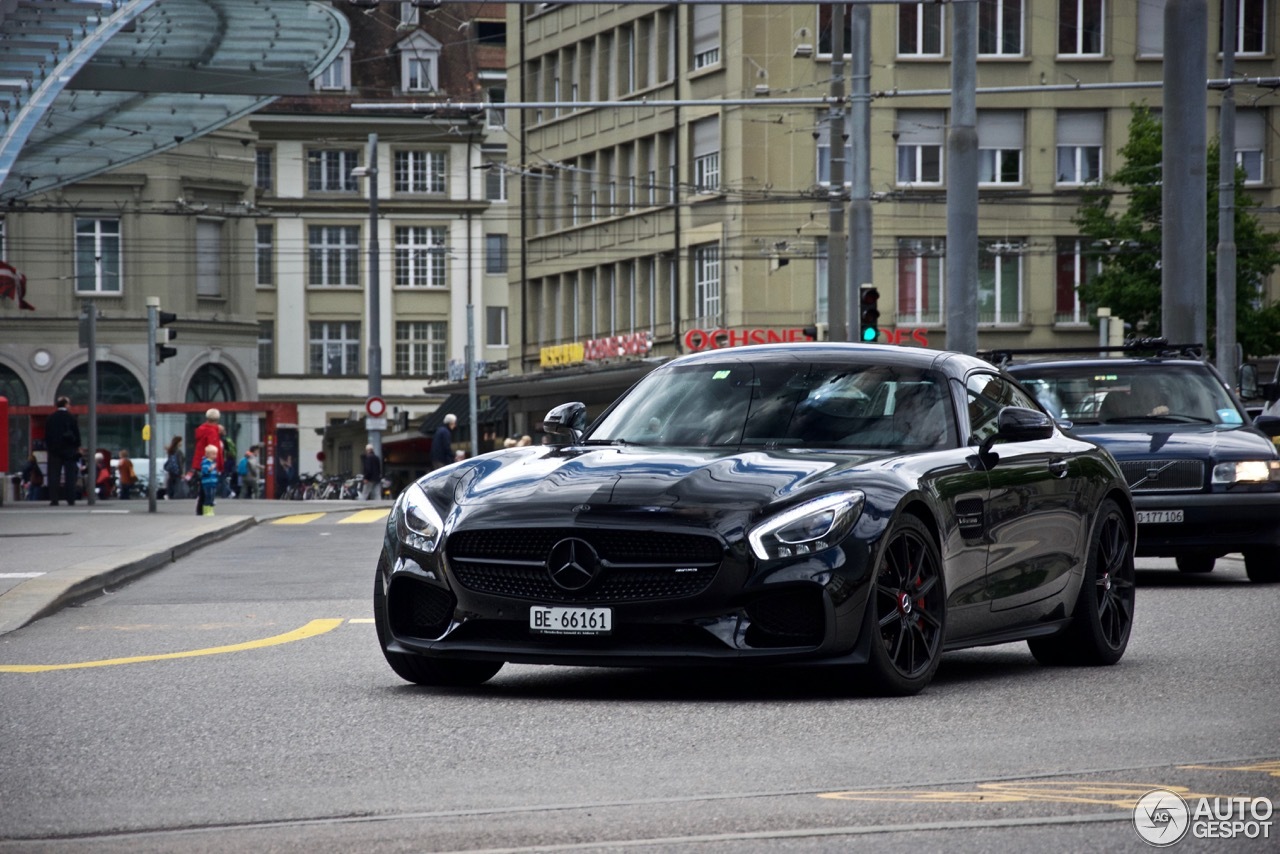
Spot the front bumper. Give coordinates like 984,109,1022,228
1131,491,1280,556
378,534,876,669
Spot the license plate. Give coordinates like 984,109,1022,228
1136,509,1184,524
530,606,612,635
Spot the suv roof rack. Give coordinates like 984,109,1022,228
980,338,1205,368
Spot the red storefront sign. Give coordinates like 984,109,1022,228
684,327,931,351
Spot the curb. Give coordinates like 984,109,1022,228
0,516,258,636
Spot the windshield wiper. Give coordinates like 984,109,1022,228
1103,415,1215,424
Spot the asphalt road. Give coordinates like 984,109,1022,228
0,508,1276,853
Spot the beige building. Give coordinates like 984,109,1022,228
491,1,1279,433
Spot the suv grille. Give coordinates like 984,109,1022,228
1117,459,1204,493
446,528,724,604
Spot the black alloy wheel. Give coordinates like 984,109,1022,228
1029,499,1135,666
373,562,503,687
864,514,946,696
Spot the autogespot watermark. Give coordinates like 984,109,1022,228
1133,788,1274,846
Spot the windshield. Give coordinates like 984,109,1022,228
587,361,954,450
1012,363,1244,426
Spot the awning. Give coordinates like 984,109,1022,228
418,394,508,436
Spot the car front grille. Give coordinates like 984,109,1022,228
446,528,724,604
1117,459,1205,493
446,620,727,650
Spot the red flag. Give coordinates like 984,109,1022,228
0,260,35,310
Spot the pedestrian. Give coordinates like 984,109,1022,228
516,435,532,447
191,408,223,493
197,444,219,516
43,395,81,506
359,443,382,500
430,413,457,470
94,451,113,499
164,435,185,499
237,446,262,499
503,437,518,448
117,449,137,500
20,452,43,501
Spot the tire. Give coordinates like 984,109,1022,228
373,565,502,687
1244,548,1280,584
1029,499,1135,666
863,514,946,696
1176,554,1216,574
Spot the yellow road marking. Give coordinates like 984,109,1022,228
0,619,344,673
1181,760,1280,778
339,509,389,525
820,782,1235,810
271,512,327,525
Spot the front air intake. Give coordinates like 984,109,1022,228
388,578,455,640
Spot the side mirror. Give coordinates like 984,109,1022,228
1239,363,1260,400
979,406,1054,459
543,401,587,445
1253,414,1280,440
1262,381,1280,405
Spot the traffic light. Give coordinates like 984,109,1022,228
155,310,177,364
859,284,881,343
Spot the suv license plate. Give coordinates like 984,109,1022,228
530,606,612,635
1136,509,1184,524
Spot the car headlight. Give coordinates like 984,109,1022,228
395,482,444,553
748,491,865,561
1212,460,1280,485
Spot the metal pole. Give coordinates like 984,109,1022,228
467,209,478,456
946,0,978,355
1162,0,1208,347
366,132,382,462
848,4,872,339
85,298,96,506
1216,0,1238,386
826,2,847,342
146,297,158,513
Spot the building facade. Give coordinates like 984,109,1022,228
492,1,1278,433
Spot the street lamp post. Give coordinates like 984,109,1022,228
352,132,382,462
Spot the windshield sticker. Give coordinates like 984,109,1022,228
712,370,731,380
1218,408,1243,424
1093,374,1119,382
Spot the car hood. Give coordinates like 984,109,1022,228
431,446,887,528
1068,424,1276,461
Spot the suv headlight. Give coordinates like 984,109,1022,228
395,482,444,553
748,491,865,561
1212,460,1280,485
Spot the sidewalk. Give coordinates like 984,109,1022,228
0,494,392,636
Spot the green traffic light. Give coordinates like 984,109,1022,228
861,326,878,342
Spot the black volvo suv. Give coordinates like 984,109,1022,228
1001,342,1280,583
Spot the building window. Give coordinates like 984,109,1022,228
1236,110,1266,184
486,85,506,128
978,110,1024,185
75,217,121,293
406,57,434,92
1225,0,1267,55
256,224,274,287
309,321,360,376
393,150,446,194
196,220,223,297
1136,0,1164,57
1056,111,1104,185
486,306,508,348
477,19,505,47
258,320,275,374
978,242,1023,324
484,159,507,201
394,226,447,288
691,5,720,69
485,234,508,274
399,32,440,92
1055,238,1099,324
895,110,945,186
693,243,721,325
692,116,720,192
1058,0,1104,56
307,225,360,287
816,112,853,186
898,3,945,57
979,0,1023,56
818,3,853,56
255,148,273,192
394,321,446,376
897,238,944,325
307,149,358,193
316,45,351,91
815,237,829,325
399,1,419,26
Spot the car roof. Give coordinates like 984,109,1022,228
1006,357,1214,372
667,343,989,375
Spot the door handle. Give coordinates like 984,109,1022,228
1048,458,1069,478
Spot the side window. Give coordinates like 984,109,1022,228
965,373,1040,445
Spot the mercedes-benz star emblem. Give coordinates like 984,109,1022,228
546,538,601,591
